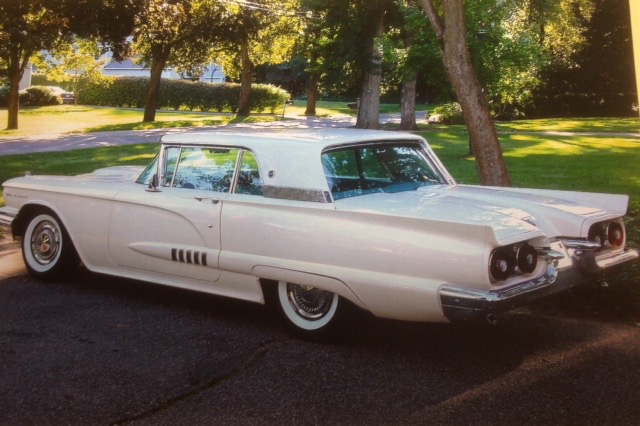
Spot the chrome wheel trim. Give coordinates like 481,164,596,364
24,214,63,273
277,281,339,331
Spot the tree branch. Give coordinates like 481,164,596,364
420,0,444,46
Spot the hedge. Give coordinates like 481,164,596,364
77,76,290,113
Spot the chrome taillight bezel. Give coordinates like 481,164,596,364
489,242,540,283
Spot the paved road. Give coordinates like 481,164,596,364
0,112,432,156
1,236,639,424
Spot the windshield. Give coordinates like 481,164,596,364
322,143,446,200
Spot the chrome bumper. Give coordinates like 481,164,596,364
440,242,639,321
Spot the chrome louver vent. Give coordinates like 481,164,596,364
171,248,208,266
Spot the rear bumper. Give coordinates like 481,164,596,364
439,242,639,321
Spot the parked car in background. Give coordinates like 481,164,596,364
44,86,74,105
0,129,637,336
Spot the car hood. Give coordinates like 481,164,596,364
333,184,628,244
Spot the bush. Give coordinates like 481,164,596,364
0,85,65,108
20,86,63,107
78,76,290,113
427,102,465,125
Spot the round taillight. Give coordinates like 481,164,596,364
490,249,515,281
517,243,538,274
607,222,624,247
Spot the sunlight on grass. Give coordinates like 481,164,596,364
496,117,640,133
285,99,432,118
0,106,281,137
119,154,156,162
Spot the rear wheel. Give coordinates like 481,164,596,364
22,212,80,281
271,281,343,337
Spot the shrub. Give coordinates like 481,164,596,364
428,102,465,125
20,86,63,107
78,76,290,114
0,85,64,108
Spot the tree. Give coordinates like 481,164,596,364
355,1,389,129
0,0,70,130
420,0,511,186
213,0,300,118
0,0,140,129
36,38,108,105
299,0,397,128
531,0,635,116
133,0,227,122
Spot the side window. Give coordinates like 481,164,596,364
172,147,240,192
235,150,263,195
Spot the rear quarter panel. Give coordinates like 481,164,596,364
219,195,494,322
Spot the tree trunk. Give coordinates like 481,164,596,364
143,46,169,123
304,71,319,116
237,39,253,118
6,50,27,130
421,0,511,187
400,76,417,131
356,8,385,130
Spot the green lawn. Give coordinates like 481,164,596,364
418,118,640,134
0,106,279,137
283,100,434,117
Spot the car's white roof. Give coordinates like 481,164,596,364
160,129,430,192
160,128,424,151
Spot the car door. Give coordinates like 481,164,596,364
108,145,241,283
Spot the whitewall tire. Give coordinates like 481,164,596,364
22,212,79,281
276,281,341,334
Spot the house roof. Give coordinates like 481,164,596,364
103,59,145,70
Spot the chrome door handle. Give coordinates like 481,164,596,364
194,196,221,204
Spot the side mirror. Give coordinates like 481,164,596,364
146,173,162,192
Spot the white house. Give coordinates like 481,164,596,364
19,64,33,90
102,59,226,83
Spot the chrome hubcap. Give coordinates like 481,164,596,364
286,284,334,320
30,221,60,265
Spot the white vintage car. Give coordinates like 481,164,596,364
1,129,637,335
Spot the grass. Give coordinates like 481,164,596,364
495,117,640,133
0,106,279,137
0,143,158,208
283,100,433,117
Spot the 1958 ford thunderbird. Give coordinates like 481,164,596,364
1,129,637,335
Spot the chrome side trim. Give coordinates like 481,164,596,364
263,186,332,203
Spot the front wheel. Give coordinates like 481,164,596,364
275,281,343,336
22,212,79,281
